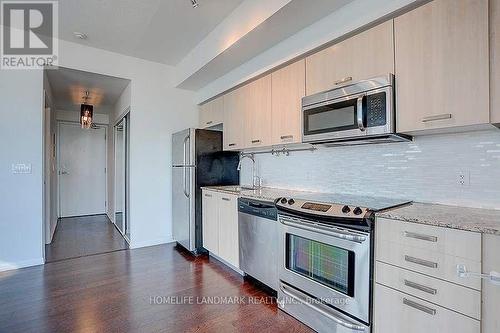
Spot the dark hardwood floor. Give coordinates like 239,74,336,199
0,243,313,333
45,214,129,263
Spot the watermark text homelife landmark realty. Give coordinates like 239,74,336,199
1,0,58,69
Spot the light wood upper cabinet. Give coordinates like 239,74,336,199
199,96,223,128
244,75,272,148
223,87,245,150
482,234,500,333
218,193,239,268
491,0,500,124
271,60,305,145
306,20,394,96
202,190,218,254
395,0,489,133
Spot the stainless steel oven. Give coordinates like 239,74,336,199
302,74,410,145
276,197,373,333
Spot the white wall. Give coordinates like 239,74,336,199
0,70,45,271
0,40,197,271
56,40,198,249
241,130,500,210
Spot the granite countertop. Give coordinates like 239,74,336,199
377,202,500,235
202,185,317,203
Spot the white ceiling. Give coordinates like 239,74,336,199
46,67,131,114
58,0,245,65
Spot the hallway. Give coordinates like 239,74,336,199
45,215,128,262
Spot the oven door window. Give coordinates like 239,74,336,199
286,234,355,297
303,98,359,136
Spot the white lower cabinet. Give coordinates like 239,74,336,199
374,284,480,333
201,190,239,269
374,217,482,333
482,234,500,333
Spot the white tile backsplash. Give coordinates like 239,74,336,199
240,129,500,209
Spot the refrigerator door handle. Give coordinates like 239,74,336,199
183,134,190,166
183,168,190,198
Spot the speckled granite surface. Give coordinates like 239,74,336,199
377,202,500,235
202,186,317,203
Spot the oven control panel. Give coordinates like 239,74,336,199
276,198,370,219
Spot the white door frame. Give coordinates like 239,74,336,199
113,110,130,242
57,121,108,218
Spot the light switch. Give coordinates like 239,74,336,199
12,163,32,174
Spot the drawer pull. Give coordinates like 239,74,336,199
404,279,437,295
335,76,353,85
404,231,438,242
422,114,452,123
405,255,438,269
228,143,236,147
204,194,212,198
281,135,294,140
221,197,231,201
252,139,261,144
403,298,436,316
206,121,213,125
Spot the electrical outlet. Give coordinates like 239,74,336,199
457,170,470,186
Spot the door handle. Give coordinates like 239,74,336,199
357,94,366,132
183,168,190,198
60,171,69,175
403,298,436,315
404,279,437,295
404,231,438,242
404,255,438,268
422,114,452,123
334,76,353,85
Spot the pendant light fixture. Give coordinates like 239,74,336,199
80,91,94,129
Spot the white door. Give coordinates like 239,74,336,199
59,122,107,217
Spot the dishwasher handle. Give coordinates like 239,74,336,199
238,198,277,220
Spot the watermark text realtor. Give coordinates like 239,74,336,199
1,0,58,69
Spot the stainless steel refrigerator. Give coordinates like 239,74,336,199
172,128,239,254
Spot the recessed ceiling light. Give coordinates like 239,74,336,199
191,0,198,8
73,32,88,40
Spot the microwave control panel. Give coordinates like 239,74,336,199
366,92,387,127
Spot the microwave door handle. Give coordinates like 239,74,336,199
357,94,366,132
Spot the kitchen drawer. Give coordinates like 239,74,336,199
376,218,481,262
376,239,481,290
375,261,481,319
374,284,480,333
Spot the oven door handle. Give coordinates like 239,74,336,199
280,283,367,332
357,94,366,132
279,217,367,243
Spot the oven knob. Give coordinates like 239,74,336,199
288,199,295,205
280,198,287,204
353,207,363,215
342,205,351,214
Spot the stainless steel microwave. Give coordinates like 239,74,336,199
302,74,411,145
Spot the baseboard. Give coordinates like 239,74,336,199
107,212,115,224
130,237,174,250
0,258,44,273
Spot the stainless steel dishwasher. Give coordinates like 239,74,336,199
238,197,278,291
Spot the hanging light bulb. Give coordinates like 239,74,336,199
80,91,94,129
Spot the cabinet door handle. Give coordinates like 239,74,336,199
251,139,261,144
221,197,231,201
404,279,437,295
334,76,352,85
281,135,293,140
206,121,213,125
422,114,452,123
228,143,236,147
403,298,436,316
204,194,212,197
404,231,438,243
404,255,438,269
